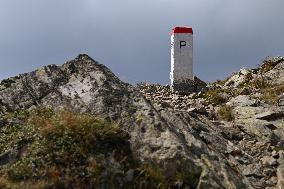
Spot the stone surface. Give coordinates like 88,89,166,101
227,95,257,107
255,111,284,121
263,57,284,85
261,156,278,167
224,68,251,88
0,54,250,188
1,54,284,188
171,79,195,93
277,151,284,189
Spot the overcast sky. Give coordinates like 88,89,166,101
0,0,283,84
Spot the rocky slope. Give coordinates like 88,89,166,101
137,56,284,189
0,54,284,188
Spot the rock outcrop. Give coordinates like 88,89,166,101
1,54,284,188
137,56,284,189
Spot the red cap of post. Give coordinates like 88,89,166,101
171,27,193,35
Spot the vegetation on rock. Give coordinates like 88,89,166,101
259,58,282,73
216,105,234,121
0,107,201,189
2,54,284,188
203,89,228,105
0,107,132,188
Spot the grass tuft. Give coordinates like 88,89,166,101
217,105,235,121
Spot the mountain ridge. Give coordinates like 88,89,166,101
0,54,284,188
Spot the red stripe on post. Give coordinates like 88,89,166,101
171,27,193,35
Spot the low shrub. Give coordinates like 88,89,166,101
259,59,280,73
203,89,228,105
251,77,271,90
260,84,284,105
0,107,132,188
134,160,201,189
217,105,235,121
238,72,253,88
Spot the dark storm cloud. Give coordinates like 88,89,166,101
0,0,284,83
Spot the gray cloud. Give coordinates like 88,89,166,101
0,0,283,83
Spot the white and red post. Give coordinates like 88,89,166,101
170,27,194,92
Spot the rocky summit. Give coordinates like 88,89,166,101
0,54,284,189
